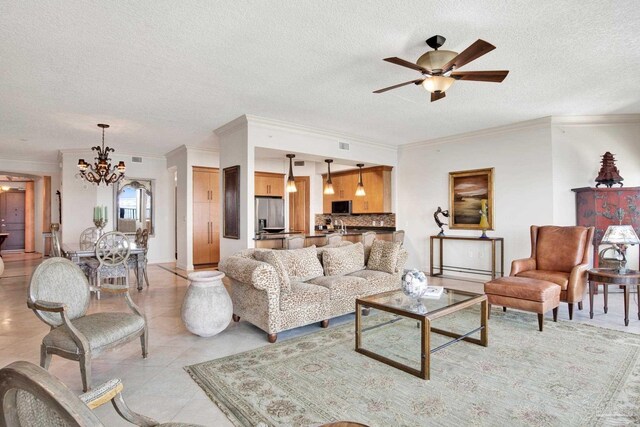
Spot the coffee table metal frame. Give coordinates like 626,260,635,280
355,289,488,380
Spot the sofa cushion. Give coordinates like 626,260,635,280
516,270,570,290
307,275,369,299
316,241,353,262
274,245,324,282
348,269,398,289
367,240,401,274
280,281,330,311
253,250,291,292
322,242,365,276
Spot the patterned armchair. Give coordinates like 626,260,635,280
0,361,203,426
27,258,148,392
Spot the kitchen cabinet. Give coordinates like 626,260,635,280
255,172,285,197
193,167,220,265
322,166,392,213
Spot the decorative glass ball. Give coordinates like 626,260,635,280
401,269,428,299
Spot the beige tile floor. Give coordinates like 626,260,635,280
0,257,638,425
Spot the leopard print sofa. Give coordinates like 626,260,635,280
218,242,408,343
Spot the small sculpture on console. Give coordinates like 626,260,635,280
595,151,624,188
433,206,449,237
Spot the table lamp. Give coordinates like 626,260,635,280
600,225,640,274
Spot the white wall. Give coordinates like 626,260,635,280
551,116,640,269
397,115,640,274
397,119,554,272
60,150,175,263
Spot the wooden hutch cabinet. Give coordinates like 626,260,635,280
572,187,640,267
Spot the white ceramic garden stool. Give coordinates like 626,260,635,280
181,271,232,337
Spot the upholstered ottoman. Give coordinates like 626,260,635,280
484,276,560,331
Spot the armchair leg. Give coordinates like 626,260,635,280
40,345,51,370
537,313,544,331
552,307,558,322
80,354,92,392
143,266,150,288
503,306,507,312
568,303,574,320
267,333,277,343
578,301,583,311
321,319,329,328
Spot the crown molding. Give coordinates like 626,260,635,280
551,114,640,126
213,115,249,137
244,114,397,151
0,155,59,167
58,148,166,160
401,117,552,151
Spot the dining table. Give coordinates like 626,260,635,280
62,242,147,291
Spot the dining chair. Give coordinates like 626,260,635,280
361,231,376,263
392,230,405,246
79,227,100,247
283,235,305,249
129,228,150,288
88,231,132,299
0,361,203,426
325,233,343,246
27,258,147,392
49,223,63,257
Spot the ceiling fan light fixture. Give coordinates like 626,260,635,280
286,154,297,193
324,159,335,195
416,50,458,72
422,76,455,93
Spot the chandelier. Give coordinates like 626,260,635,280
77,124,125,186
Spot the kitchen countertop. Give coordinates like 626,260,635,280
254,227,395,240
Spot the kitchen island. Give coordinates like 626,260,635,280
254,228,395,249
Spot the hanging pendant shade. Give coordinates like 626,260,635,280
355,164,366,197
286,154,297,193
324,159,335,195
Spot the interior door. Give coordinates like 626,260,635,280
289,176,310,233
0,191,26,250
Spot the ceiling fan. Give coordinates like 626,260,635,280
374,35,509,102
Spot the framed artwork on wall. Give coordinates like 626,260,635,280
223,165,240,239
449,167,494,230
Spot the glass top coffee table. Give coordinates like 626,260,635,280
355,288,488,380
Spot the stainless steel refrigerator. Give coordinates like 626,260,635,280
255,197,285,231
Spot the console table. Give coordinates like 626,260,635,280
430,235,504,280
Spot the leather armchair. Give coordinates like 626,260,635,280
511,225,594,319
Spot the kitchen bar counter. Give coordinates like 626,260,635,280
254,227,395,249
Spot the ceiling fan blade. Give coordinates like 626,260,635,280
431,92,446,102
451,70,509,82
441,39,496,72
383,57,430,74
373,79,425,94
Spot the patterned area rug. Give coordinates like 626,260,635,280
186,309,640,426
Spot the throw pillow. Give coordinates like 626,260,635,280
254,250,291,291
322,242,365,276
367,240,401,274
273,245,324,282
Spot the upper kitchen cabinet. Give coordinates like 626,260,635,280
255,172,285,197
322,166,392,214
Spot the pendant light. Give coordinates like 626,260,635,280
355,164,366,196
324,159,335,195
286,154,297,193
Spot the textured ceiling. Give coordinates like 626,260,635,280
1,1,639,162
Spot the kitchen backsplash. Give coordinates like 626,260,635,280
315,213,396,227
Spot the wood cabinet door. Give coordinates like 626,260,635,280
210,169,220,263
268,175,285,197
193,202,211,265
254,174,269,196
193,170,211,203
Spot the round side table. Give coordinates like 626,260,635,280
588,268,640,326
